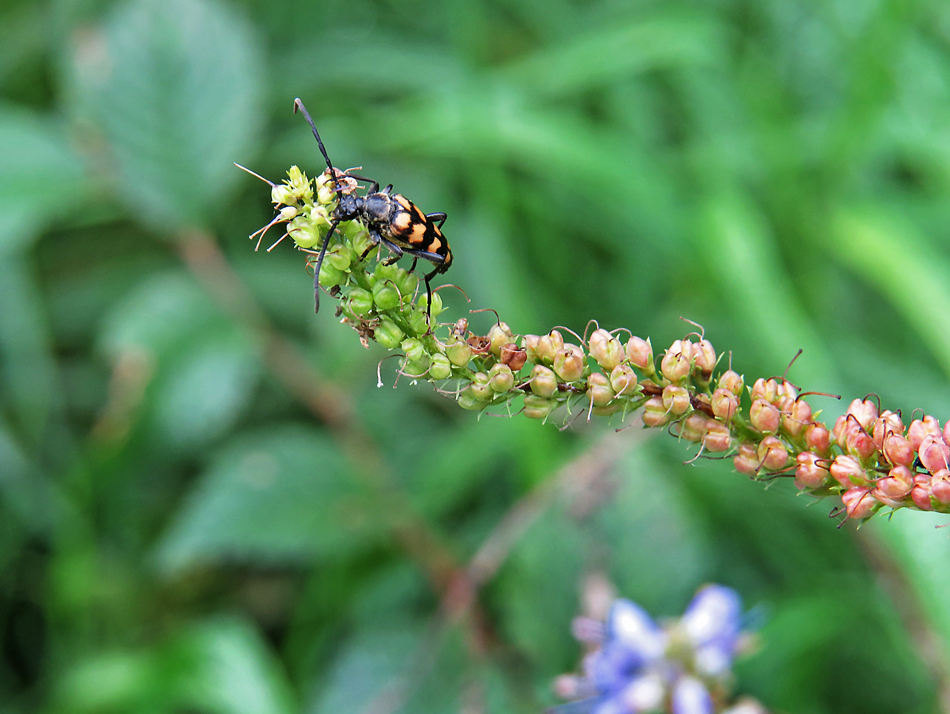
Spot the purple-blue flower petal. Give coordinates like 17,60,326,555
681,585,741,674
607,599,665,662
671,676,714,714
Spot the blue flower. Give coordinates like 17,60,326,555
551,584,755,714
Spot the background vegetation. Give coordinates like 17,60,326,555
3,0,950,711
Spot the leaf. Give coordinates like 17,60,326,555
500,11,723,96
832,207,950,380
155,425,377,574
0,253,60,445
69,0,264,231
150,330,259,452
0,105,87,254
97,269,224,360
173,618,298,714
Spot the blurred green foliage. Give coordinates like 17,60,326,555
2,0,950,712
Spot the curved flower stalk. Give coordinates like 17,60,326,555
552,584,765,714
242,164,950,523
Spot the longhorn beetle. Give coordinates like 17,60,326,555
292,98,453,322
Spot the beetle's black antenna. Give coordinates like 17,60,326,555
293,98,335,181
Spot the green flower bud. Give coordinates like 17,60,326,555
395,269,418,299
589,329,624,371
530,365,558,398
489,364,515,393
469,372,493,401
554,345,586,383
523,394,556,420
317,182,336,206
347,287,374,317
375,262,399,284
343,220,364,239
401,357,429,377
587,372,614,408
318,260,343,288
401,338,428,364
278,205,298,221
407,309,429,336
428,353,453,380
352,230,376,261
288,215,321,249
458,389,488,411
286,166,310,196
446,337,473,367
488,322,515,356
327,243,353,271
373,282,401,311
271,183,296,206
418,290,443,318
375,319,404,349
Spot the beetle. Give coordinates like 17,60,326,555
292,98,452,321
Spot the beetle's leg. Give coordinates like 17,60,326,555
310,220,340,313
426,212,447,228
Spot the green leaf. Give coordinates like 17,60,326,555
173,618,298,714
70,0,264,231
500,11,723,96
832,207,950,380
0,253,60,445
0,104,87,254
155,425,376,574
97,269,224,360
150,330,259,451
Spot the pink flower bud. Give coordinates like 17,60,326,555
931,470,950,505
676,413,707,443
587,372,614,408
749,399,780,434
831,415,849,449
625,336,654,373
881,432,914,467
609,364,638,396
795,452,829,490
872,410,905,450
692,340,717,379
530,365,558,398
919,434,950,473
642,396,670,428
487,322,515,356
804,423,831,456
535,330,565,363
782,399,813,438
703,420,732,452
554,345,586,383
750,378,778,404
757,436,789,471
718,370,744,396
711,388,738,421
662,385,691,415
523,334,542,364
875,465,915,500
845,398,878,431
908,415,941,450
660,340,693,383
588,329,624,371
830,455,867,488
777,380,798,402
911,480,935,511
733,443,759,476
842,487,877,520
845,425,876,462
